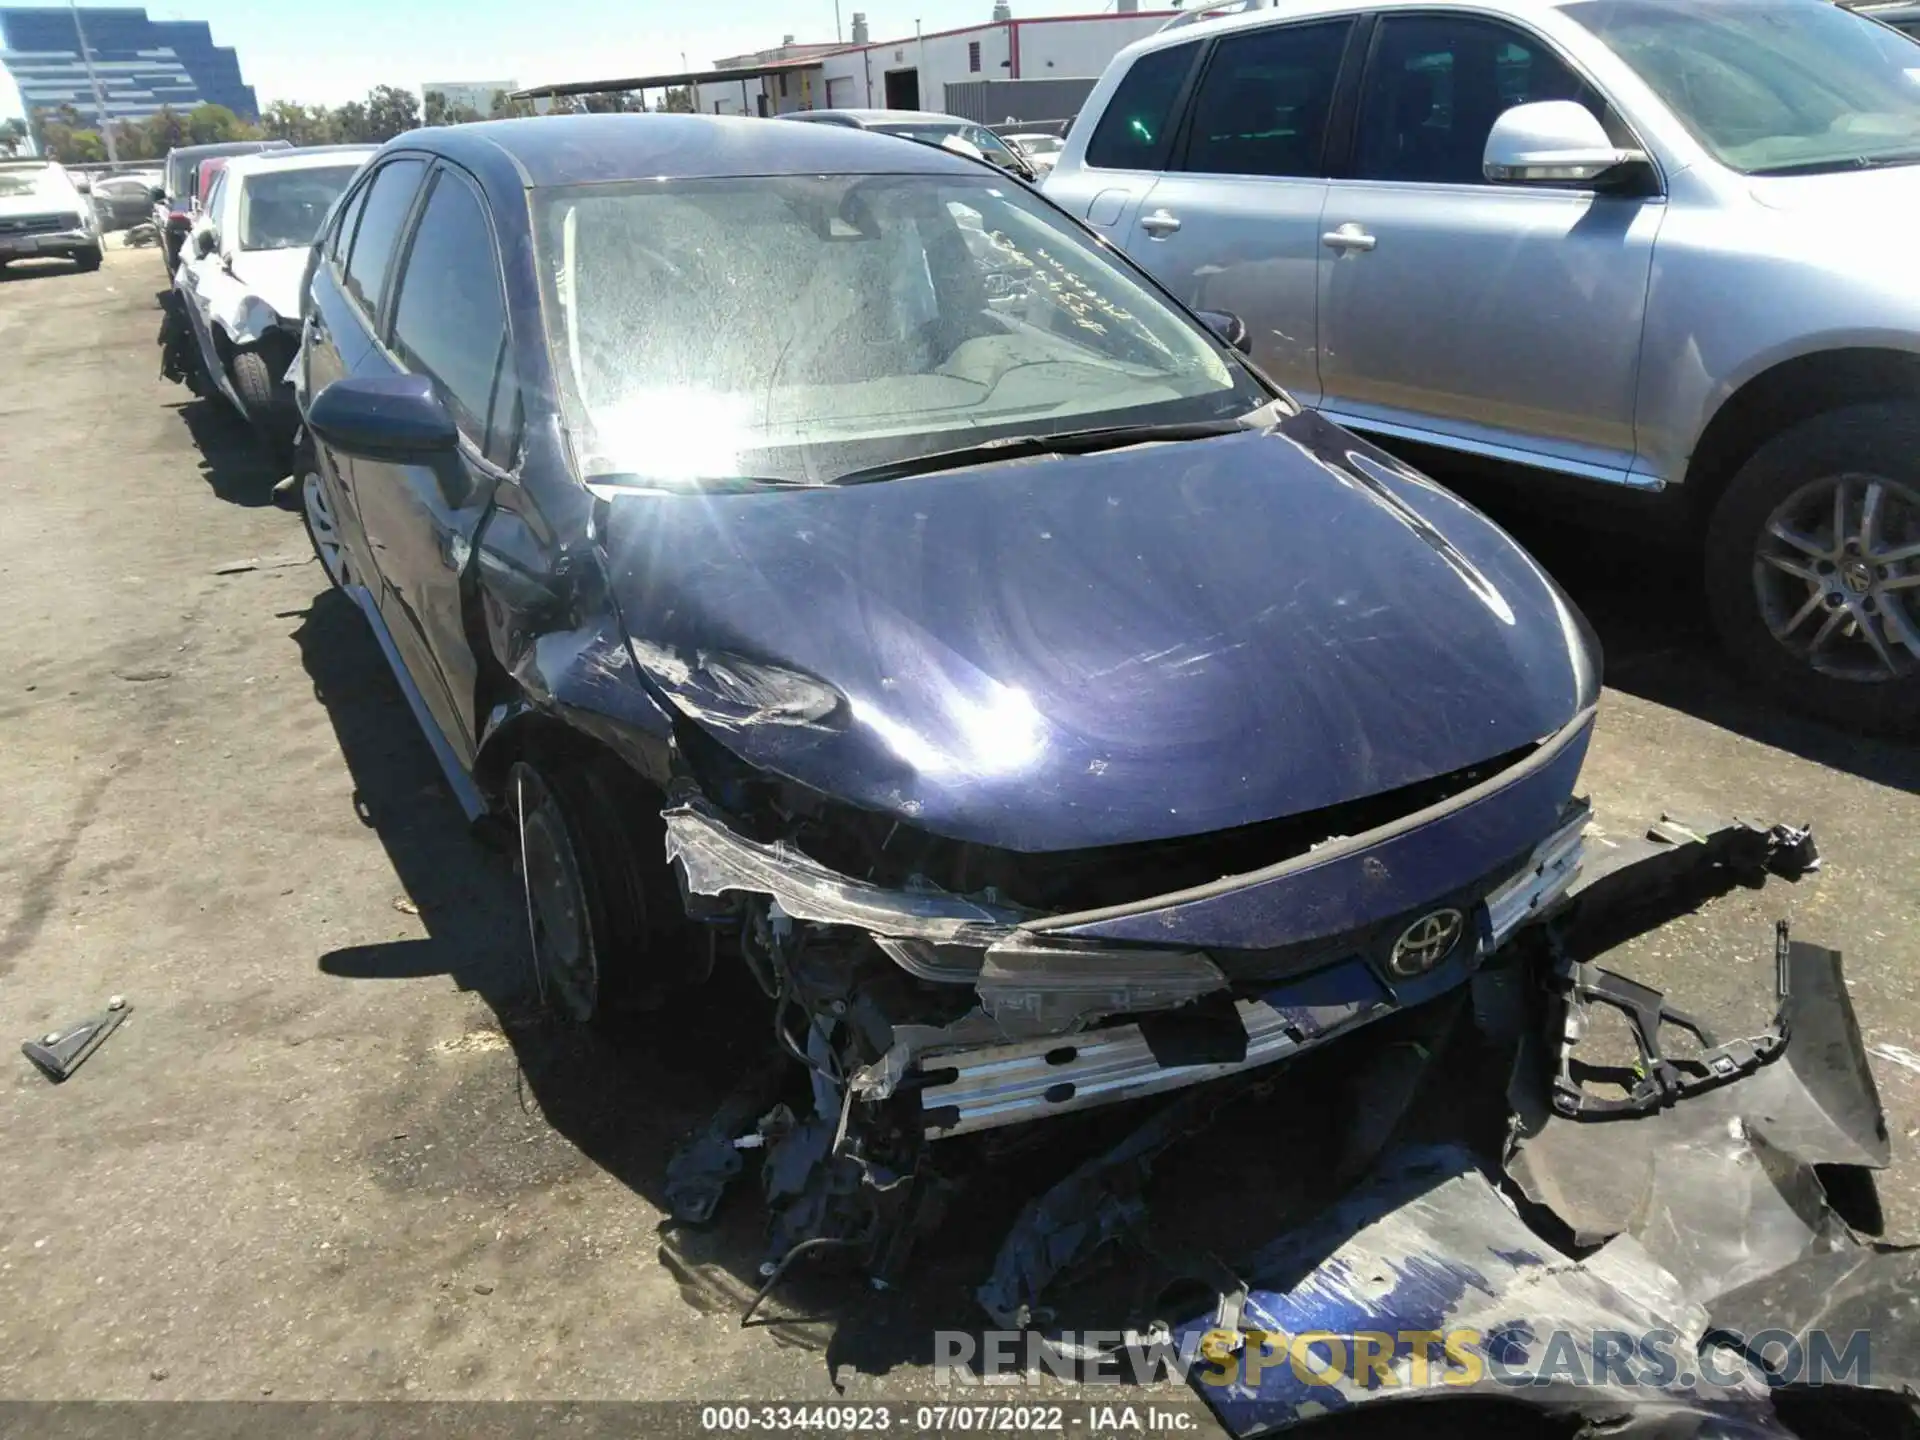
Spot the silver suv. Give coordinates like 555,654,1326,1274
1045,0,1920,729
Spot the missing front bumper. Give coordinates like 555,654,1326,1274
916,806,1593,1138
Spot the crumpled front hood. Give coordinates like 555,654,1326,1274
601,409,1598,852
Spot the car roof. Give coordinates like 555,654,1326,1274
1122,0,1590,51
791,108,973,126
168,139,289,162
389,113,987,190
219,147,377,183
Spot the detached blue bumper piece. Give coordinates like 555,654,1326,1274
1174,1145,1782,1437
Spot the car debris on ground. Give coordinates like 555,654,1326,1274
22,996,131,1083
662,815,1918,1436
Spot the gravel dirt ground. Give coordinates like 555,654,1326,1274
1,245,1916,1409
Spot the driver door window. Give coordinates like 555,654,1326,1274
1352,16,1596,186
388,170,518,467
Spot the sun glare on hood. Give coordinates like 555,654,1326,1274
851,679,1048,780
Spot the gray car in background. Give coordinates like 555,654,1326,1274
1045,0,1920,730
784,109,1041,181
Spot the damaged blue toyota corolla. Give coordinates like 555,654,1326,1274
292,112,1598,1235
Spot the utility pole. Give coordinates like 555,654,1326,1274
69,0,119,164
834,0,843,42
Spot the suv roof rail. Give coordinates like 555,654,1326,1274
1158,0,1279,32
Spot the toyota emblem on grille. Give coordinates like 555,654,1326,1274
1388,908,1465,976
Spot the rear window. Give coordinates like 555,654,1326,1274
1085,42,1201,169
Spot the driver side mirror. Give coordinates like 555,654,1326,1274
71,174,91,194
192,225,217,260
1195,308,1252,356
1484,100,1651,186
308,374,459,463
150,184,166,204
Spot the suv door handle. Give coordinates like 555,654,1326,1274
1139,208,1182,237
1322,223,1377,252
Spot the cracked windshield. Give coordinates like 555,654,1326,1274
536,172,1261,487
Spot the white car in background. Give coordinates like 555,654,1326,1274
1002,132,1064,173
171,146,375,453
0,160,102,273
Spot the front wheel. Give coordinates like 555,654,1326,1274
1705,401,1920,733
298,440,353,591
73,246,102,272
509,758,689,1026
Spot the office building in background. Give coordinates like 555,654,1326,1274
0,5,259,126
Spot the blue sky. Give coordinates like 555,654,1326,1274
4,0,1114,118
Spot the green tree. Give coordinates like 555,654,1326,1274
0,117,26,158
488,89,534,120
145,106,186,154
583,90,644,113
30,106,103,163
660,85,694,114
260,99,332,146
108,120,153,160
365,85,420,141
329,100,371,143
423,90,449,128
185,102,254,145
40,123,106,163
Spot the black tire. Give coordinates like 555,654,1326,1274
73,247,102,273
509,757,690,1026
1705,401,1920,734
230,345,297,462
229,346,278,416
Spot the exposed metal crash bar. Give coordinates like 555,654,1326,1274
919,992,1371,1138
917,809,1592,1139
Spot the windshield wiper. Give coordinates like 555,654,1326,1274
831,415,1269,487
1752,150,1920,176
584,473,825,494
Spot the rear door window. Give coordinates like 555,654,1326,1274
1085,41,1202,169
1179,20,1354,177
343,157,426,318
326,179,369,269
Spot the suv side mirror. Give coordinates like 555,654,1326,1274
149,184,166,204
1484,101,1649,186
193,225,217,259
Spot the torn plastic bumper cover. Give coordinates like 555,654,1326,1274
663,793,1594,1140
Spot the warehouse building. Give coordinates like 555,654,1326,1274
690,7,1175,123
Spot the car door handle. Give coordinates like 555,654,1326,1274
1139,208,1182,238
1322,224,1377,252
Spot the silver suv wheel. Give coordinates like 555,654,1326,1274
1754,472,1920,684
